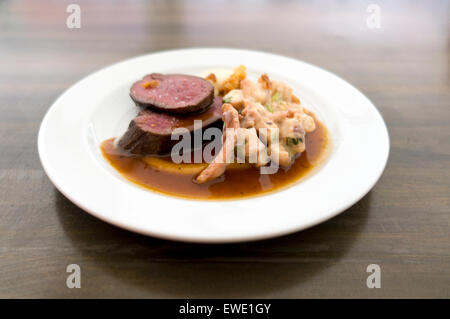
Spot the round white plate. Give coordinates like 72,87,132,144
38,48,389,243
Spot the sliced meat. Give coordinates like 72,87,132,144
130,73,214,114
117,97,223,155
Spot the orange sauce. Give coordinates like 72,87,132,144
101,116,331,200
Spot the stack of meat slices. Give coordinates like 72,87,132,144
117,73,223,155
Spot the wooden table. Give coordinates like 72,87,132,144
1,0,449,298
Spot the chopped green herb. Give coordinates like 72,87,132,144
286,137,303,145
265,103,274,113
222,96,232,103
272,91,281,102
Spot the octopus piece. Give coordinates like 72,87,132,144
195,104,240,183
272,80,301,104
235,127,267,165
241,78,268,104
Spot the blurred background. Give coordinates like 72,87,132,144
2,0,448,93
0,0,449,298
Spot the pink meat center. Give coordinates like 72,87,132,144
143,77,209,108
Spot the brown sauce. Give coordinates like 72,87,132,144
101,115,331,200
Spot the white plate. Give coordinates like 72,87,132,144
38,48,389,243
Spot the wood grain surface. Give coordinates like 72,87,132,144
0,0,449,298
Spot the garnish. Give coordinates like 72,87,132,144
265,102,274,113
141,80,160,89
141,81,151,89
272,91,281,102
205,73,217,83
291,95,301,104
286,137,303,145
222,96,232,103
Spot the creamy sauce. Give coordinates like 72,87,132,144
101,114,331,200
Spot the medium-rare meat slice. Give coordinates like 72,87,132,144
117,97,223,155
130,73,214,114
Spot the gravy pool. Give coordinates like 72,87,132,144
101,114,331,200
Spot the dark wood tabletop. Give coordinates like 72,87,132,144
1,0,449,298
